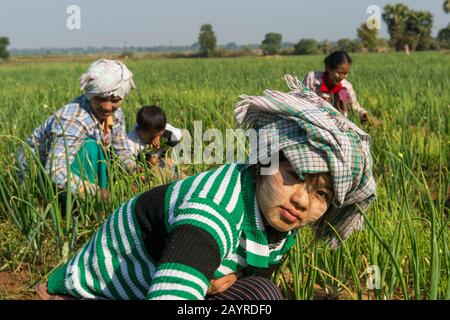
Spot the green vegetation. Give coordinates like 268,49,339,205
0,37,10,61
382,3,434,51
357,23,378,52
0,52,449,299
198,24,217,57
294,39,319,55
261,33,283,56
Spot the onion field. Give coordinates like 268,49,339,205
0,52,449,299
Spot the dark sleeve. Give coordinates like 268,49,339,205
245,264,278,279
147,224,221,300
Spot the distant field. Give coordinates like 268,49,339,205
0,52,449,299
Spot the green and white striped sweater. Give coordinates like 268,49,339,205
48,163,296,300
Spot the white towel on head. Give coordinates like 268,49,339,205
80,59,136,100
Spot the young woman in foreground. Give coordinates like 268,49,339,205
36,75,376,300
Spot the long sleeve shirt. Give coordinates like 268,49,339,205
302,71,367,118
47,163,296,300
20,95,135,194
127,123,183,157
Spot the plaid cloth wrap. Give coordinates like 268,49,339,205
235,75,376,248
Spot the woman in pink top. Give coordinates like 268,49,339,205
303,51,368,122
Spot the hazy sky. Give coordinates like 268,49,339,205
1,0,448,49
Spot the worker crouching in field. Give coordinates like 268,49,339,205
302,50,369,122
18,59,136,200
36,76,376,300
127,105,183,180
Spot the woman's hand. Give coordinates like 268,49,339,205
360,111,369,123
100,189,110,201
319,93,331,102
207,272,242,295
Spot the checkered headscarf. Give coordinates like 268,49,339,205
235,75,376,247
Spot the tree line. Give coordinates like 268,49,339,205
1,2,450,60
198,2,450,57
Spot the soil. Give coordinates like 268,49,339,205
1,268,389,300
0,270,39,300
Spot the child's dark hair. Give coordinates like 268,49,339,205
136,105,166,132
324,51,353,70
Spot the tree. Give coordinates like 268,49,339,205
357,23,378,52
376,38,390,52
336,38,362,53
0,37,10,60
444,0,450,13
382,4,434,51
382,3,412,51
317,40,334,54
438,22,450,49
260,33,282,55
407,10,433,50
224,42,238,51
294,39,318,55
198,24,217,57
354,39,364,52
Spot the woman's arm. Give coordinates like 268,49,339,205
147,224,222,300
148,198,238,300
302,71,317,91
111,110,136,169
252,264,278,279
346,83,368,121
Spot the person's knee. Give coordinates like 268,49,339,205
249,276,284,300
234,276,284,300
81,138,98,148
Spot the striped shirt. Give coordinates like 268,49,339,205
47,163,296,300
19,95,135,193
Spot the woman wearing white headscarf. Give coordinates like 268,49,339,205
19,59,136,198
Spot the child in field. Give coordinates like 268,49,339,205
36,75,375,300
302,50,369,122
127,105,183,177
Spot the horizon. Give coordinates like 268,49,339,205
1,0,448,50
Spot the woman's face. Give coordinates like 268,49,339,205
256,161,334,232
90,96,123,121
326,63,351,86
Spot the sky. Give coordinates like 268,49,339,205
1,0,448,49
